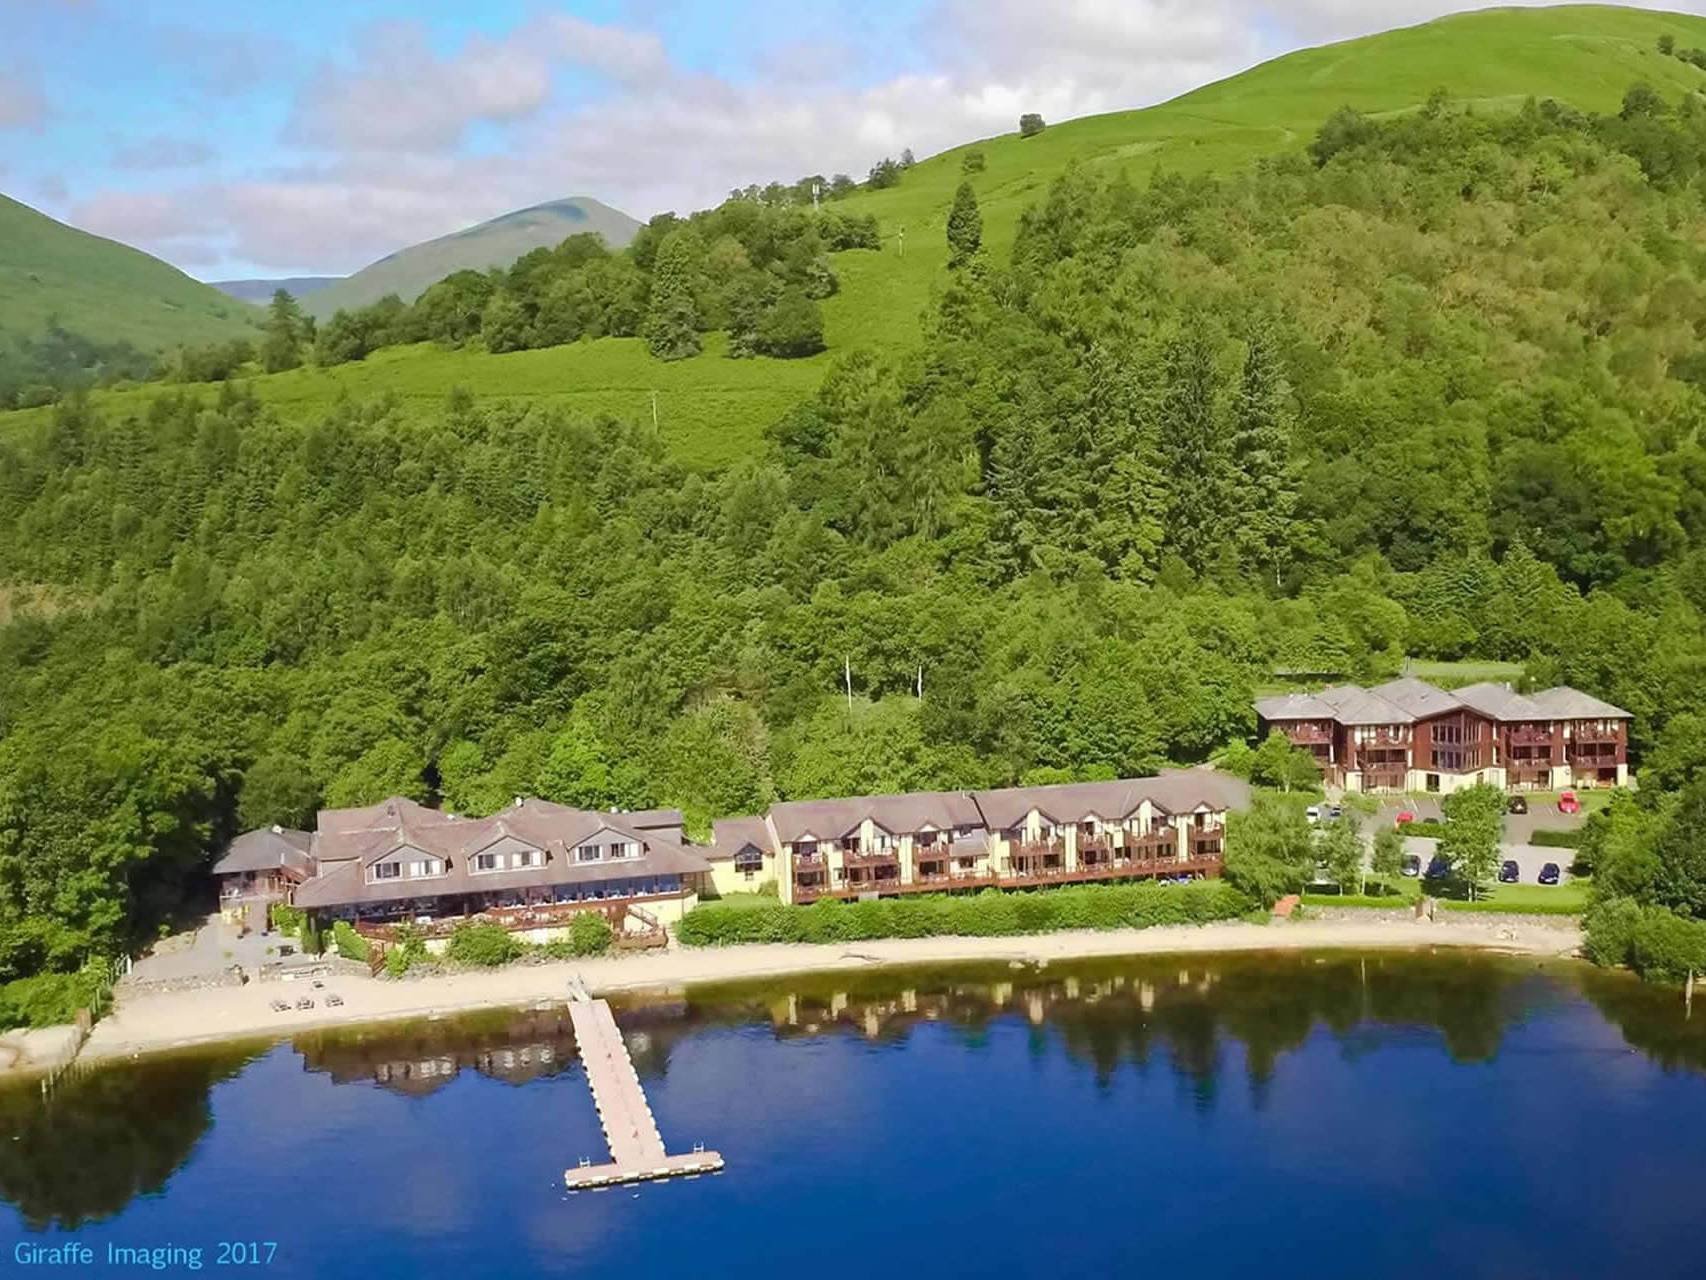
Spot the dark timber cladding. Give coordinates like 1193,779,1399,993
563,981,723,1189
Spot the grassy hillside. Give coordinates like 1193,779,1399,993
0,193,254,352
303,197,642,320
9,4,1706,467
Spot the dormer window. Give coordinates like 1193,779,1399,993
373,863,400,881
475,853,498,872
576,844,603,863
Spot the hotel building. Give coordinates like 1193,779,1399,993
215,770,1250,928
1254,677,1630,794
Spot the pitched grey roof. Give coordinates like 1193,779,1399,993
1254,693,1338,721
709,816,773,862
1261,678,1628,728
1370,677,1462,719
212,826,313,877
768,790,984,845
618,807,686,834
1450,682,1548,722
972,769,1249,831
1315,684,1414,725
1529,686,1631,720
290,797,711,910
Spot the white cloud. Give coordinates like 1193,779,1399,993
66,0,1706,274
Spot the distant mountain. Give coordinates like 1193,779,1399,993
211,276,341,306
0,192,253,352
303,197,642,320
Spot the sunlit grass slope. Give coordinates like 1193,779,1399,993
9,5,1706,469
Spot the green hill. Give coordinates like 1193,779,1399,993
303,197,643,320
8,4,1706,464
0,192,255,352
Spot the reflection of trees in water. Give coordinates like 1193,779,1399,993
0,1047,255,1230
0,955,1682,1231
291,1001,693,1097
683,952,1543,1109
1578,966,1706,1072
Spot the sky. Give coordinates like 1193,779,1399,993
3,0,1705,281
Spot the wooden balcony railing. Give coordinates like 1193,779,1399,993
1507,727,1554,747
842,849,900,870
1285,725,1333,745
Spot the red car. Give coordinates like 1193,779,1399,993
1558,790,1581,815
1395,810,1416,828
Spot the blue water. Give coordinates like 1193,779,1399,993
3,952,1704,1279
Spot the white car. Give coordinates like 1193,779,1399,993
1304,805,1322,824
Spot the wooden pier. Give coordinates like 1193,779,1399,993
563,981,723,1190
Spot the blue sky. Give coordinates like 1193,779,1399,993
2,0,1697,279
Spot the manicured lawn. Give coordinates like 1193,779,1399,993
1402,658,1526,687
1445,878,1592,914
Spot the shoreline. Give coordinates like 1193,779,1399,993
45,916,1582,1071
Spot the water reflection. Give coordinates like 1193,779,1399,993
0,1047,256,1230
3,951,1703,1233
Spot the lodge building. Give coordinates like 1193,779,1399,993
707,770,1250,906
1254,677,1630,794
214,769,1251,931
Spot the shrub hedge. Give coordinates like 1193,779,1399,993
1586,897,1706,982
446,921,523,967
0,971,100,1030
1527,828,1584,849
676,881,1251,947
331,920,368,961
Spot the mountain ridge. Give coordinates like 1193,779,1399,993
302,196,643,320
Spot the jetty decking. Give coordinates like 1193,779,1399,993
563,982,723,1190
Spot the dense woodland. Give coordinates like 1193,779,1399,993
14,87,1706,980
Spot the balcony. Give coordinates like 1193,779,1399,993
1285,724,1334,745
842,848,900,870
1568,745,1620,766
1361,768,1407,791
1121,828,1179,856
1507,726,1553,748
1188,826,1225,857
1571,726,1622,744
1358,727,1410,746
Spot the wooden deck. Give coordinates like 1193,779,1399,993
563,983,724,1191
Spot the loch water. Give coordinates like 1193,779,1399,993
4,951,1706,1279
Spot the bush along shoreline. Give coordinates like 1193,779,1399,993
676,881,1253,947
378,914,616,978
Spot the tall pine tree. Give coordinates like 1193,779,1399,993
1226,320,1300,585
643,229,703,360
259,289,304,373
946,181,983,269
1160,322,1226,573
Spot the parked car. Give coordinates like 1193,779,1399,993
1401,853,1422,878
1539,862,1562,886
1507,795,1528,815
1499,860,1520,884
1426,855,1451,880
1305,805,1322,824
1558,791,1581,815
1395,810,1416,828
1326,803,1343,819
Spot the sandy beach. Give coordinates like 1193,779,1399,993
67,914,1582,1067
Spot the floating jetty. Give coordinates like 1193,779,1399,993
563,980,724,1190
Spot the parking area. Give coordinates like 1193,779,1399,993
1353,796,1589,888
